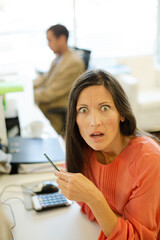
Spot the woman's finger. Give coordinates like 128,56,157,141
56,177,68,189
53,170,71,182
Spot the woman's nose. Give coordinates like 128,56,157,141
90,111,101,127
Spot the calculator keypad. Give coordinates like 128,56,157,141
32,192,71,211
38,193,68,206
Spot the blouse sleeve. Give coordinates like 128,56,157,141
100,153,160,240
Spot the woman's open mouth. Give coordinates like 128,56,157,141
90,132,104,139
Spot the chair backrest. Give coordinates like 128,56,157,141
72,47,91,70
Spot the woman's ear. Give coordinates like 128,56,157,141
120,116,125,122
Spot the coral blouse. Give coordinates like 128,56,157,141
78,136,160,239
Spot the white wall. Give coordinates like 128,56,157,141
117,55,159,90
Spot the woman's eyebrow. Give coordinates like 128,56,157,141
77,101,112,107
98,101,112,106
76,104,88,107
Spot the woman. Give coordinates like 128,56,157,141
54,70,160,239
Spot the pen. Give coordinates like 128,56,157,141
44,153,60,172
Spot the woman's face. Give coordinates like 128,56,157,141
76,85,125,154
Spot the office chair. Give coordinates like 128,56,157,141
72,47,91,70
47,107,67,136
47,47,91,135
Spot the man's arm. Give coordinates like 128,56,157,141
34,61,84,104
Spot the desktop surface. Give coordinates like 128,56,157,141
0,173,101,240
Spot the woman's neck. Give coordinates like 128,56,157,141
96,136,131,165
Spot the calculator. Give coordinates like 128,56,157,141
32,192,72,211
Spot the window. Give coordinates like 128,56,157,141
75,0,157,58
0,0,158,74
0,0,74,74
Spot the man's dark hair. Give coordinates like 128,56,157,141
47,24,69,41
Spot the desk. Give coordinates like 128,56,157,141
0,173,100,240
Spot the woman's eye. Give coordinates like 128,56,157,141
101,105,109,111
79,107,88,113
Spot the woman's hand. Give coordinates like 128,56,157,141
54,170,118,237
53,170,99,204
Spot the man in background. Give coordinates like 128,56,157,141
34,24,85,135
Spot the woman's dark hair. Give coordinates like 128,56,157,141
65,69,138,173
47,24,69,41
